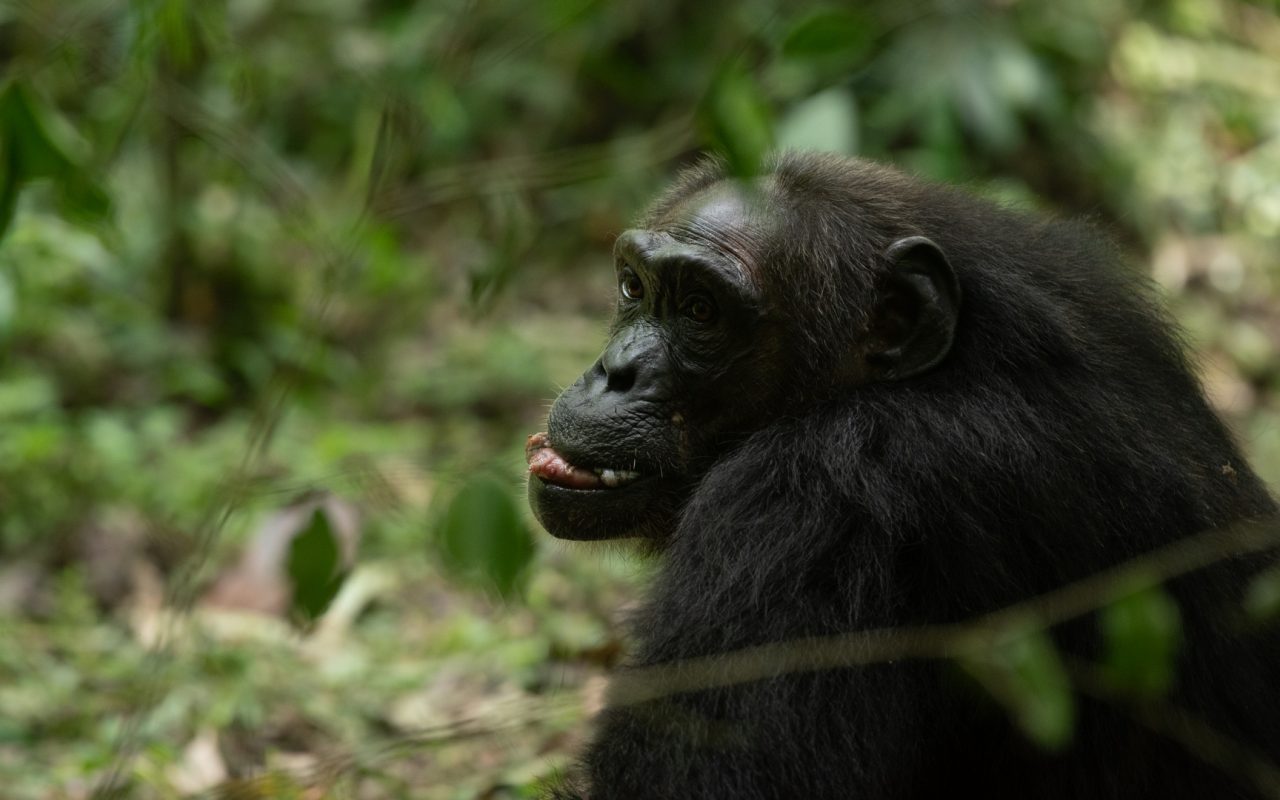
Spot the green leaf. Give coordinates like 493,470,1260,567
287,509,347,623
0,373,57,418
776,87,859,155
1244,566,1280,624
157,0,197,67
0,80,109,242
130,0,199,67
699,63,773,178
436,475,535,599
0,82,76,181
1101,583,1182,699
781,9,873,61
57,175,111,223
961,627,1075,750
0,132,16,242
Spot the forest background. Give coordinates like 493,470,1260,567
1,1,1279,797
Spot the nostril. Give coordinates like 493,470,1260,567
604,360,636,393
587,356,636,394
598,330,649,394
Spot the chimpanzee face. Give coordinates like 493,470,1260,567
528,181,958,541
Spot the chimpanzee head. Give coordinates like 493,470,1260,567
527,155,961,541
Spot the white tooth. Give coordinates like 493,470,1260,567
600,469,619,487
617,470,640,480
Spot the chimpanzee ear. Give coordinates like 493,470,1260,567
865,236,961,381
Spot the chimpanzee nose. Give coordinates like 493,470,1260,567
596,325,657,395
601,351,637,393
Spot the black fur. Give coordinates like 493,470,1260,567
550,153,1279,799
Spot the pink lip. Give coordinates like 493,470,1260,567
526,432,605,490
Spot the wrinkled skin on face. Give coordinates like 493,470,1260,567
528,179,960,541
527,184,790,540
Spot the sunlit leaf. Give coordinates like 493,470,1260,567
436,475,536,599
869,18,1054,155
287,509,346,623
961,627,1075,750
776,87,859,155
1245,566,1280,624
1101,583,1183,699
0,374,57,419
782,9,873,61
699,63,773,178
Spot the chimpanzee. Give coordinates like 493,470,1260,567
525,152,1280,799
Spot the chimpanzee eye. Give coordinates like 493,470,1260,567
685,296,716,323
620,273,645,301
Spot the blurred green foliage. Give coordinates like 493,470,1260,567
961,627,1075,751
286,509,346,624
1100,583,1183,700
0,0,1277,796
435,474,535,599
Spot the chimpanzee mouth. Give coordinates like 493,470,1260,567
526,432,644,490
